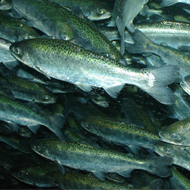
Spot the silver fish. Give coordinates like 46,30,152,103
10,38,179,105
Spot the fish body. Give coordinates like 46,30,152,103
0,11,40,43
126,29,190,78
0,94,64,140
4,75,56,104
155,141,190,171
31,139,172,178
161,0,190,7
114,0,148,55
47,0,112,21
170,166,190,190
51,171,134,190
11,165,57,187
99,21,190,50
12,0,76,40
180,75,190,95
12,0,123,62
159,118,190,146
10,38,179,105
80,115,159,150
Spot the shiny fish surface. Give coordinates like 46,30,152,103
10,38,179,105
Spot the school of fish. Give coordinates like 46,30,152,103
1,0,190,189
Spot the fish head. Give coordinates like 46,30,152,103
80,117,98,134
159,119,190,146
16,25,40,41
10,40,36,68
56,22,76,41
85,4,111,21
154,141,174,157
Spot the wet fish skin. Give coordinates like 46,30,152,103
0,93,65,141
155,141,190,171
51,171,134,190
11,165,57,187
4,76,56,104
31,139,173,178
114,0,149,55
159,118,190,146
180,75,190,95
80,115,160,150
12,0,123,62
0,11,40,43
161,0,190,7
170,166,190,190
126,29,190,78
10,38,179,105
12,0,76,40
47,0,112,21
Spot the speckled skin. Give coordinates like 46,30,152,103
80,115,160,150
32,139,172,177
10,38,179,105
12,0,123,62
51,171,133,190
0,93,64,140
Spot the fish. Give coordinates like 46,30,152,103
180,75,190,95
2,75,56,104
0,11,40,43
160,0,190,7
80,115,160,150
125,29,190,78
10,38,179,105
0,38,19,70
11,164,57,187
155,141,190,171
11,0,76,40
114,0,149,55
170,166,190,190
11,0,124,63
31,139,173,179
0,93,65,141
159,118,190,146
47,0,112,21
51,170,136,190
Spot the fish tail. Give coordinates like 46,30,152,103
48,114,65,141
160,0,178,7
125,29,153,54
138,65,179,105
148,156,173,177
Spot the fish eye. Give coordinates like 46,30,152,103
171,133,181,140
13,47,22,55
44,95,49,100
171,133,177,139
164,147,171,154
97,8,104,15
61,34,68,40
28,35,34,39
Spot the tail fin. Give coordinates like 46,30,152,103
148,156,173,178
125,29,153,54
48,114,65,141
137,65,179,105
160,0,178,7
